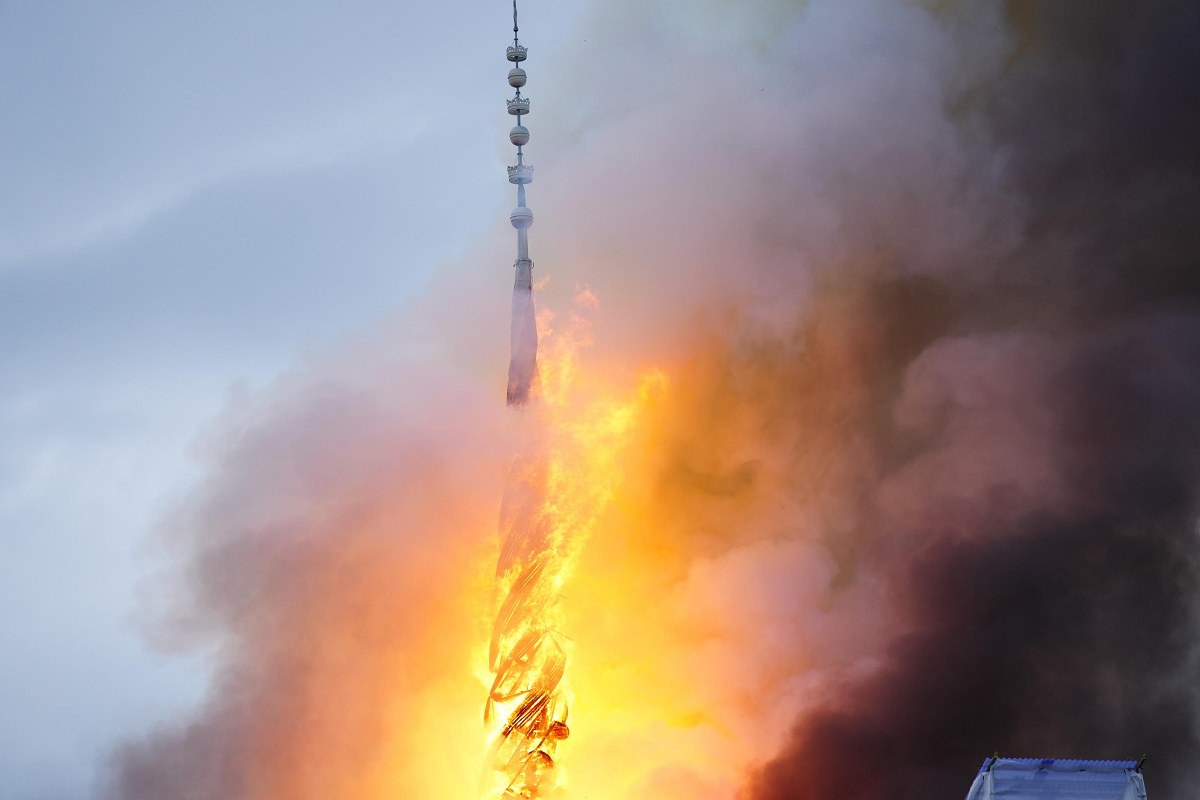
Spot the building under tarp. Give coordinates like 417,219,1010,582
964,757,1147,800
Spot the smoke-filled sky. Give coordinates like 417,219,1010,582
0,2,583,796
5,1,1200,799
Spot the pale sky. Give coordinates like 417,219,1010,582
0,2,586,797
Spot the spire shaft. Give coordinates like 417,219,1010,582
505,0,537,407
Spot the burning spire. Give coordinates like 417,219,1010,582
505,0,538,407
484,4,572,798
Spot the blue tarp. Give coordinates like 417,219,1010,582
964,758,1147,800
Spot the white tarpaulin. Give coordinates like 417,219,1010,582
964,758,1148,800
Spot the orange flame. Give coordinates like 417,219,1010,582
480,292,667,798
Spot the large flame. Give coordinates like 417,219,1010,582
482,292,667,798
477,286,841,799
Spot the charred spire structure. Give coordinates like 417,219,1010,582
505,0,538,406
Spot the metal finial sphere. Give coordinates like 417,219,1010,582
510,206,534,229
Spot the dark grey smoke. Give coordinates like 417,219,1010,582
746,1,1200,797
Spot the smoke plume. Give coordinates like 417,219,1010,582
101,0,1200,798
